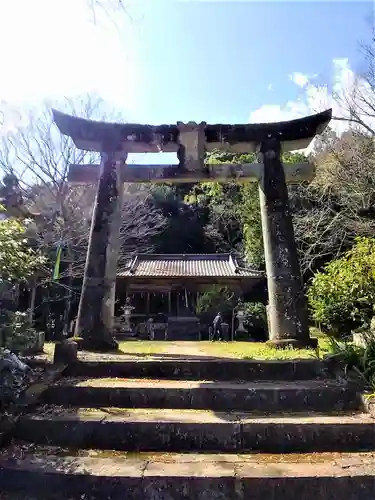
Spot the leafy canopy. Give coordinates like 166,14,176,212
308,237,375,333
186,149,307,267
0,206,45,282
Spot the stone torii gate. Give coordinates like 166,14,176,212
53,109,332,351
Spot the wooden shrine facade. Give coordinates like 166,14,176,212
115,254,265,319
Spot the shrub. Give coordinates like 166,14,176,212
0,206,45,282
238,301,268,341
308,237,375,335
324,333,375,396
0,310,41,353
195,285,237,318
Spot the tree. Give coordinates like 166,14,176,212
195,285,237,324
0,96,166,281
308,237,375,335
0,96,166,338
241,150,307,268
240,181,263,268
0,205,46,339
331,32,375,136
185,151,260,262
185,181,243,253
0,207,45,284
186,149,308,269
292,130,375,274
151,184,212,254
291,29,375,274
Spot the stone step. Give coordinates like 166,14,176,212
1,445,375,499
42,378,362,413
15,407,375,453
65,358,333,382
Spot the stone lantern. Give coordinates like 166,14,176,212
235,310,248,339
121,298,135,335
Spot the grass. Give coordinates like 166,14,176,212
197,340,328,360
116,341,312,360
42,328,331,361
116,329,331,360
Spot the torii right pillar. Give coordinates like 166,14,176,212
256,109,332,348
259,138,315,348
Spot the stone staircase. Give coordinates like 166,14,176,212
1,357,375,499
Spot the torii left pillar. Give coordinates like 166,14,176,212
74,147,124,351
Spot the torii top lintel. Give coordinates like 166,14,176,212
52,108,332,154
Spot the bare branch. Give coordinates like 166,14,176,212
0,94,166,282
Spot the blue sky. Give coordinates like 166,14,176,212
131,1,372,124
0,0,372,132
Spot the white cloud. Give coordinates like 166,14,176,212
289,72,309,87
249,58,375,150
267,83,273,91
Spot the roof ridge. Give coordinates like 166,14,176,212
135,253,233,261
116,253,265,279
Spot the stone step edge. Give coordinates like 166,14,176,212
15,410,375,454
1,451,375,479
20,407,373,425
2,473,375,500
42,380,362,413
73,359,327,366
52,378,349,389
2,471,374,500
66,358,334,381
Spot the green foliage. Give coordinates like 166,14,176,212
240,301,267,328
0,310,41,352
195,285,237,316
185,181,243,252
282,151,307,164
150,186,212,253
186,150,309,268
236,301,268,341
239,183,263,267
205,150,256,165
324,333,375,394
308,237,375,334
0,205,45,282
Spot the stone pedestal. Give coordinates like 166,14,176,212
54,340,78,365
167,317,200,341
221,322,230,341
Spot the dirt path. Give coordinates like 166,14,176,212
160,342,209,358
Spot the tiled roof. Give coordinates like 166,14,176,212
117,254,264,278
